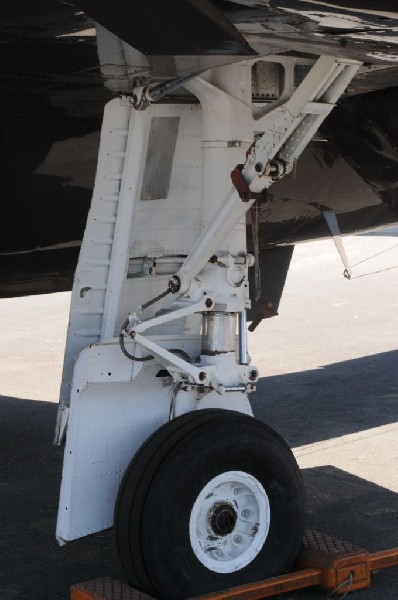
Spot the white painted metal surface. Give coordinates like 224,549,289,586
175,57,361,295
56,343,168,541
56,54,361,543
55,98,131,443
55,101,203,443
189,471,270,573
56,93,254,542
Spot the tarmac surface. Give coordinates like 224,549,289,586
0,226,397,599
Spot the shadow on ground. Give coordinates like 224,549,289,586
251,349,398,447
0,397,122,600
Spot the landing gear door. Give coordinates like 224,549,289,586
56,99,203,542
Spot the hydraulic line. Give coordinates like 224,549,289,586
119,319,153,362
119,283,191,362
118,287,173,361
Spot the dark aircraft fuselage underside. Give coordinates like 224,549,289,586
1,0,398,297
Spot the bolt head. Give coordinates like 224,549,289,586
233,535,241,543
205,297,213,309
241,509,249,518
249,369,258,381
168,275,181,293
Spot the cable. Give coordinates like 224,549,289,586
119,314,193,365
351,241,398,268
168,348,192,363
328,572,353,599
141,287,171,310
118,283,184,362
118,287,171,361
119,319,153,362
149,70,204,102
168,382,183,421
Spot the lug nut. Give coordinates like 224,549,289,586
241,509,249,518
233,535,241,543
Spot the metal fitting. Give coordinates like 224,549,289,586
168,275,181,294
263,159,287,180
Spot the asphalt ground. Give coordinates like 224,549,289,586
0,227,397,599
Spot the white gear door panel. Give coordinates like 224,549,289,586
56,344,171,542
56,99,203,542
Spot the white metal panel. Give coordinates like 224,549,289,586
55,98,132,442
56,102,209,440
128,104,202,258
56,101,206,541
115,103,203,335
56,346,171,542
100,106,151,339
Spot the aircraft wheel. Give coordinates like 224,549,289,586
115,409,304,600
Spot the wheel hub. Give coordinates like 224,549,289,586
189,470,270,574
210,503,237,537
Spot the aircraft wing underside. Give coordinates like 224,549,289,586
1,0,398,298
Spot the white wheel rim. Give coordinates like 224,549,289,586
189,471,270,574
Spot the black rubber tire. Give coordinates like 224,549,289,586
115,409,229,594
115,409,304,600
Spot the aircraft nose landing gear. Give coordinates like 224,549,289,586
56,51,360,600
